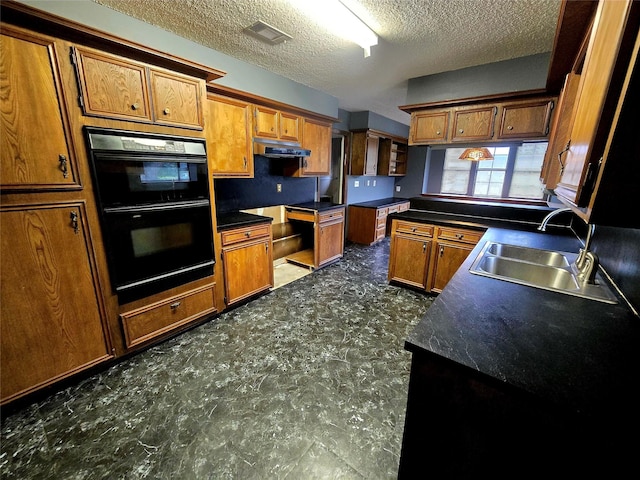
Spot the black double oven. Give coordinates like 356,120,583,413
85,127,214,304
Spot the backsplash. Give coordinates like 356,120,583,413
214,156,315,214
590,225,640,315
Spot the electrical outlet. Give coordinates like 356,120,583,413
276,183,282,192
366,180,370,186
396,185,401,192
354,180,360,187
373,180,376,187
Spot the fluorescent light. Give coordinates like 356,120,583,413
288,0,378,57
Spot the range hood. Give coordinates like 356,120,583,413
253,138,311,158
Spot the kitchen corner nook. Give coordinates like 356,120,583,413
2,0,640,478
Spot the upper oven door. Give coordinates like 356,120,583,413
90,152,209,208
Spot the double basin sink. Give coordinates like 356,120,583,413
469,242,618,304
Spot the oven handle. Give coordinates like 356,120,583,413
103,200,210,214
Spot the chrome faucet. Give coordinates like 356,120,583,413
537,207,573,232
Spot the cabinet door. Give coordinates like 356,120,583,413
149,69,203,129
279,112,300,141
254,106,278,138
364,135,380,175
222,239,273,305
1,203,112,405
316,218,344,268
497,100,555,139
430,241,475,293
301,118,331,176
555,0,636,207
451,106,497,142
1,28,79,190
72,46,151,122
206,95,253,177
410,111,449,144
388,234,431,290
541,73,581,190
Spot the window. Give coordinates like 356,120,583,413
433,142,548,201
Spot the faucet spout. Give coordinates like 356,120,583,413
537,207,573,232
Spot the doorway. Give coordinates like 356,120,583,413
317,131,349,205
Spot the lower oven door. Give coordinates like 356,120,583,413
102,200,214,303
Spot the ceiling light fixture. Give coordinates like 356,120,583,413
459,147,495,161
243,21,292,45
288,0,378,57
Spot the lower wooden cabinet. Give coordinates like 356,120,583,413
388,220,483,293
430,226,483,293
348,201,410,245
0,203,113,405
119,283,216,348
220,222,274,306
316,208,345,268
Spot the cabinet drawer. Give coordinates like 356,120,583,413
376,207,389,218
376,226,386,240
221,224,271,246
395,221,434,237
376,217,387,230
398,202,410,212
437,227,482,245
120,284,216,348
319,209,344,223
387,205,400,214
286,209,315,223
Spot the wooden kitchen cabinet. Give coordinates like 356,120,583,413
496,99,555,139
389,220,482,293
316,207,345,268
1,26,80,191
283,118,332,177
451,105,497,142
388,221,433,290
409,110,449,144
351,131,380,176
0,203,113,405
347,201,410,245
206,94,254,177
72,45,204,129
253,105,279,138
279,111,300,141
220,222,274,306
553,0,639,209
430,226,483,293
403,95,556,146
378,138,408,176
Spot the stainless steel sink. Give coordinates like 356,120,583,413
486,243,570,267
469,242,618,304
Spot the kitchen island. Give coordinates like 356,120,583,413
395,221,639,478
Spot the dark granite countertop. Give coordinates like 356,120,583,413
217,211,273,231
405,226,640,419
286,201,344,212
349,198,410,209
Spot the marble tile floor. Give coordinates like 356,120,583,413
1,238,435,480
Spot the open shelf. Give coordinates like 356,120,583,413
285,248,315,269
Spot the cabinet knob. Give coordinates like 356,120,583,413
456,233,464,240
507,125,513,130
436,131,441,135
163,107,171,115
170,301,181,310
59,154,69,179
423,242,427,253
245,231,251,237
131,103,139,111
459,129,464,134
411,227,417,232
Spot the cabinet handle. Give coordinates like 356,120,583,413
439,245,444,257
303,159,308,168
163,107,171,115
131,103,139,110
245,231,251,237
455,233,464,240
59,154,69,178
411,227,417,232
557,141,570,175
423,242,427,253
243,157,247,169
170,301,181,310
70,210,79,234
265,242,269,252
507,125,513,130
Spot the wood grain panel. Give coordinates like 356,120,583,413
150,68,203,129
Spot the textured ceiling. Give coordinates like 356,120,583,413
93,0,562,125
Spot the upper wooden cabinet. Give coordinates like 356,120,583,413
451,105,497,142
206,94,254,177
1,26,80,191
553,0,639,209
378,138,408,176
351,130,408,176
283,118,332,177
497,99,555,139
253,106,301,142
72,46,204,129
403,95,556,146
410,111,449,144
351,131,380,176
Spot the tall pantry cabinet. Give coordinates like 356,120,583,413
0,26,113,405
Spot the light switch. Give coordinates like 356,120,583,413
366,180,371,186
373,180,377,187
277,183,282,192
396,186,401,192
